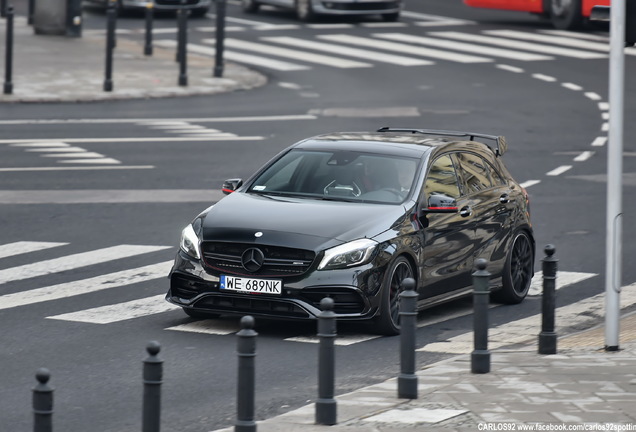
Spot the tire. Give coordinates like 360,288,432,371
191,7,209,17
295,0,316,22
373,256,414,336
242,0,259,13
548,0,583,30
183,308,221,319
493,231,534,304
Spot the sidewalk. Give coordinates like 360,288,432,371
213,313,636,432
0,14,266,103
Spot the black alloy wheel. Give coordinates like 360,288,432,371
494,231,534,304
374,256,414,335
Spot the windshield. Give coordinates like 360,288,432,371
248,149,419,204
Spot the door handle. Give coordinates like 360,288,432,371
459,206,472,217
499,194,510,204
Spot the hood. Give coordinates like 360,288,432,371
201,192,407,252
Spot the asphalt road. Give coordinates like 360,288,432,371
1,1,635,431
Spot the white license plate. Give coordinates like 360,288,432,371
220,275,282,295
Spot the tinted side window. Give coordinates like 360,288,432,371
456,152,493,194
424,154,461,200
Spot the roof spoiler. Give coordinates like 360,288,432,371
377,127,507,157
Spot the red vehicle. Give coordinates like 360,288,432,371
464,0,611,30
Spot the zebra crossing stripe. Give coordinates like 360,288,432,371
47,294,179,324
375,33,553,62
0,245,171,285
0,241,68,259
166,319,241,335
0,261,171,310
261,36,432,66
528,271,596,296
318,34,491,63
154,40,309,71
430,31,607,59
484,30,612,52
213,38,373,68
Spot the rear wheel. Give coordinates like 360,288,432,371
373,256,414,336
493,231,533,304
241,0,259,13
548,0,583,30
295,0,316,22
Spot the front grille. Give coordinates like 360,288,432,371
300,288,365,314
201,242,315,277
195,295,311,318
322,1,399,11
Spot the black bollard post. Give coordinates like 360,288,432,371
213,0,226,77
471,258,491,374
538,245,558,355
103,1,116,92
235,316,257,432
144,2,154,56
177,0,188,86
398,277,418,399
33,368,53,432
0,0,5,17
315,297,337,425
3,5,13,95
142,341,162,432
28,0,34,24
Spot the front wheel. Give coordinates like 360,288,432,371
373,256,414,336
548,0,583,30
493,231,534,304
295,0,316,22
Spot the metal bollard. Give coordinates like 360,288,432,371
0,0,5,17
103,1,116,92
471,258,491,374
142,341,162,432
177,0,188,86
28,0,34,24
3,5,13,95
538,245,558,355
315,297,337,425
33,368,53,432
398,277,418,399
235,316,257,432
144,2,154,56
213,0,226,77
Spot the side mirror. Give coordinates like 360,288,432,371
421,194,458,214
222,178,243,195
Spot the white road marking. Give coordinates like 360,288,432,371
592,137,608,147
47,294,179,324
484,29,612,52
0,166,154,172
285,335,381,346
0,262,171,310
0,241,68,259
519,180,541,188
166,319,241,335
598,102,610,111
319,34,490,63
154,40,310,71
431,32,607,59
376,33,552,61
211,38,373,68
585,92,602,101
528,271,597,296
496,64,524,73
546,165,572,176
562,82,583,91
418,281,636,354
0,136,263,144
574,151,595,162
0,189,225,204
532,73,557,82
0,114,317,125
262,36,431,66
0,245,170,285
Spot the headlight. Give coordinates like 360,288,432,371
180,224,201,260
318,239,378,270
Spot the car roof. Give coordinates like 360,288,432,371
293,130,503,159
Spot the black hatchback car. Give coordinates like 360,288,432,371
167,128,535,335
